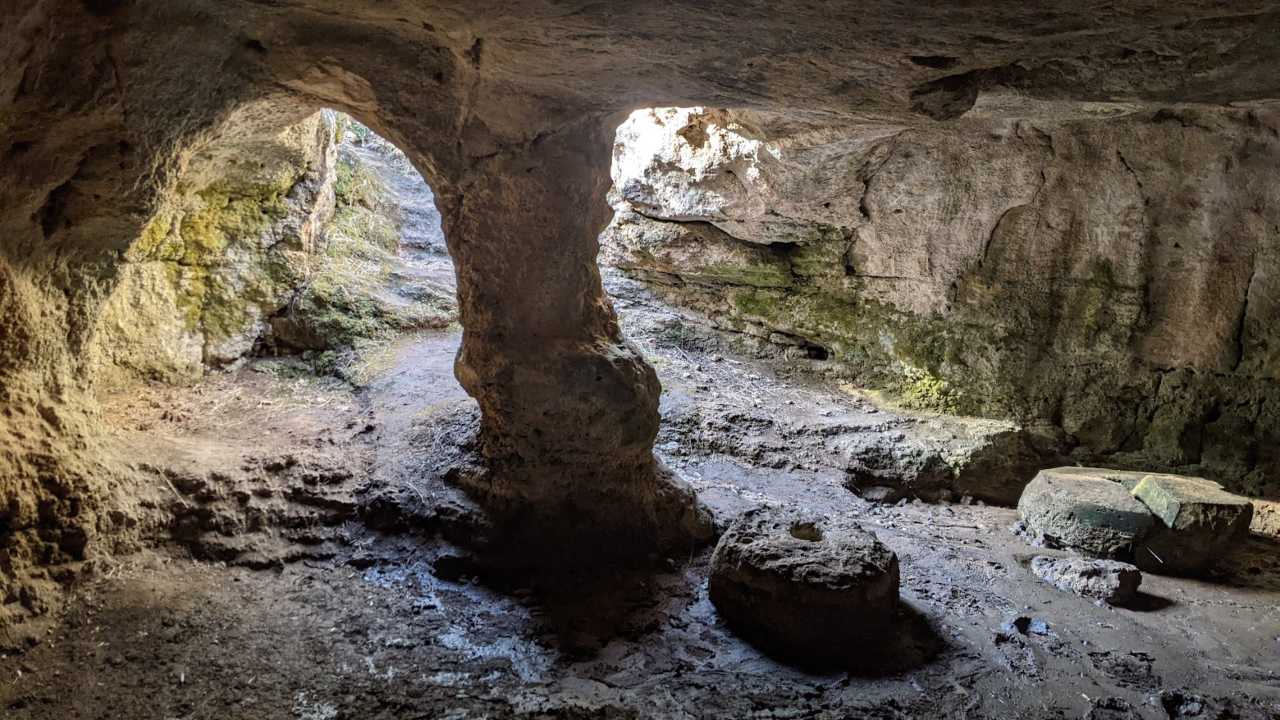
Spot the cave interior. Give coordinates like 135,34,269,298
2,2,1280,718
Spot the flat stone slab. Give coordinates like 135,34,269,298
1017,467,1156,559
708,507,899,668
1030,555,1142,607
1131,474,1253,575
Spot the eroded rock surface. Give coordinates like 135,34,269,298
92,113,338,380
6,0,1280,637
603,106,1280,500
1018,467,1257,576
708,507,899,669
1132,474,1254,575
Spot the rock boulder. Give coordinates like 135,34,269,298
1131,474,1254,575
1016,468,1155,559
1030,555,1142,607
708,507,899,669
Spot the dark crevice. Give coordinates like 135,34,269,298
979,203,1025,270
627,207,792,249
82,0,129,16
1233,263,1258,371
7,140,34,159
1115,148,1144,192
37,180,74,238
909,55,959,70
909,70,983,120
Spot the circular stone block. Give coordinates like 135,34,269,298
708,507,900,668
1017,467,1156,559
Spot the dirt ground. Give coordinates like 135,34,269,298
3,134,1278,720
2,304,1279,719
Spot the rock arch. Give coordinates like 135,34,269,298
2,0,719,600
6,0,1280,632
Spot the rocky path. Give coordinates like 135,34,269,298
342,135,454,291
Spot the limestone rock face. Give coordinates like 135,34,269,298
1030,555,1142,607
708,508,899,669
1132,475,1252,531
1131,474,1254,575
1252,500,1280,540
1016,468,1155,559
603,107,1280,500
91,113,338,382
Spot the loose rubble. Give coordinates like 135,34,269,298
1030,555,1142,607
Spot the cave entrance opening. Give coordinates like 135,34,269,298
93,108,459,388
94,109,471,568
256,110,459,377
599,106,1045,507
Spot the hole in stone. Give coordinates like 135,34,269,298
804,344,829,361
7,140,33,158
81,0,124,16
788,521,823,542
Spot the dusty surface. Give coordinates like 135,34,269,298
608,270,1059,507
4,297,1280,718
7,138,1280,718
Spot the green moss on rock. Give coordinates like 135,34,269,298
898,366,964,414
179,178,295,266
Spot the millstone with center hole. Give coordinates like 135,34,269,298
708,507,900,668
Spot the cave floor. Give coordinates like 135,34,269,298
4,144,1280,717
4,300,1280,718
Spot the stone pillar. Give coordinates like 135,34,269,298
441,115,712,560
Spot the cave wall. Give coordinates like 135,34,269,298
0,101,339,639
91,112,337,383
603,106,1280,498
6,0,1280,639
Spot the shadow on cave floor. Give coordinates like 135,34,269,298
5,295,1280,717
4,143,1280,719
